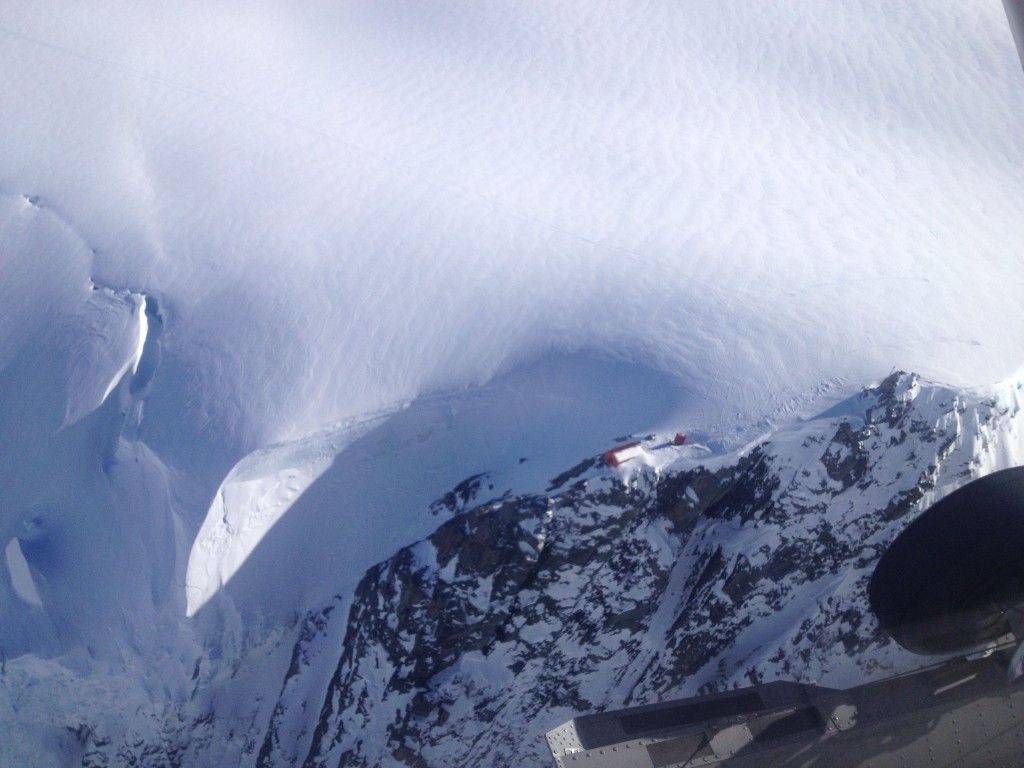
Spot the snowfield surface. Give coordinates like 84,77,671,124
1,0,1023,765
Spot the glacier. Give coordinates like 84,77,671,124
1,0,1024,765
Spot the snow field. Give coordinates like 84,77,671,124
1,0,1023,470
1,0,1024,763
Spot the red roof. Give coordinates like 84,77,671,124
603,442,642,467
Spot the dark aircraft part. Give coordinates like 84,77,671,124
1005,0,1024,71
545,649,1024,767
869,466,1024,656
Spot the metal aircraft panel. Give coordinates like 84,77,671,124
546,648,1024,767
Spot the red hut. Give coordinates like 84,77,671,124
603,442,644,467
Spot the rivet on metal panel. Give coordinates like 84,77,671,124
829,704,858,732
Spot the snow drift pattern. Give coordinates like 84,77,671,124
2,0,1024,765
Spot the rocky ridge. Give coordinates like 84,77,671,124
57,372,1024,767
259,372,1023,767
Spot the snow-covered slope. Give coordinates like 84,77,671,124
2,0,1023,455
1,0,1023,766
264,373,1023,768
9,371,1018,767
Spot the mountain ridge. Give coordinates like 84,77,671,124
3,369,1022,767
250,371,1023,768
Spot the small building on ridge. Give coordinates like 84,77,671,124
603,442,644,468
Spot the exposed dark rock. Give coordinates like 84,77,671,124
121,371,1015,768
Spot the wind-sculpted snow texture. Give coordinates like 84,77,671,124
3,0,1024,765
253,373,1020,768
1,0,1024,458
